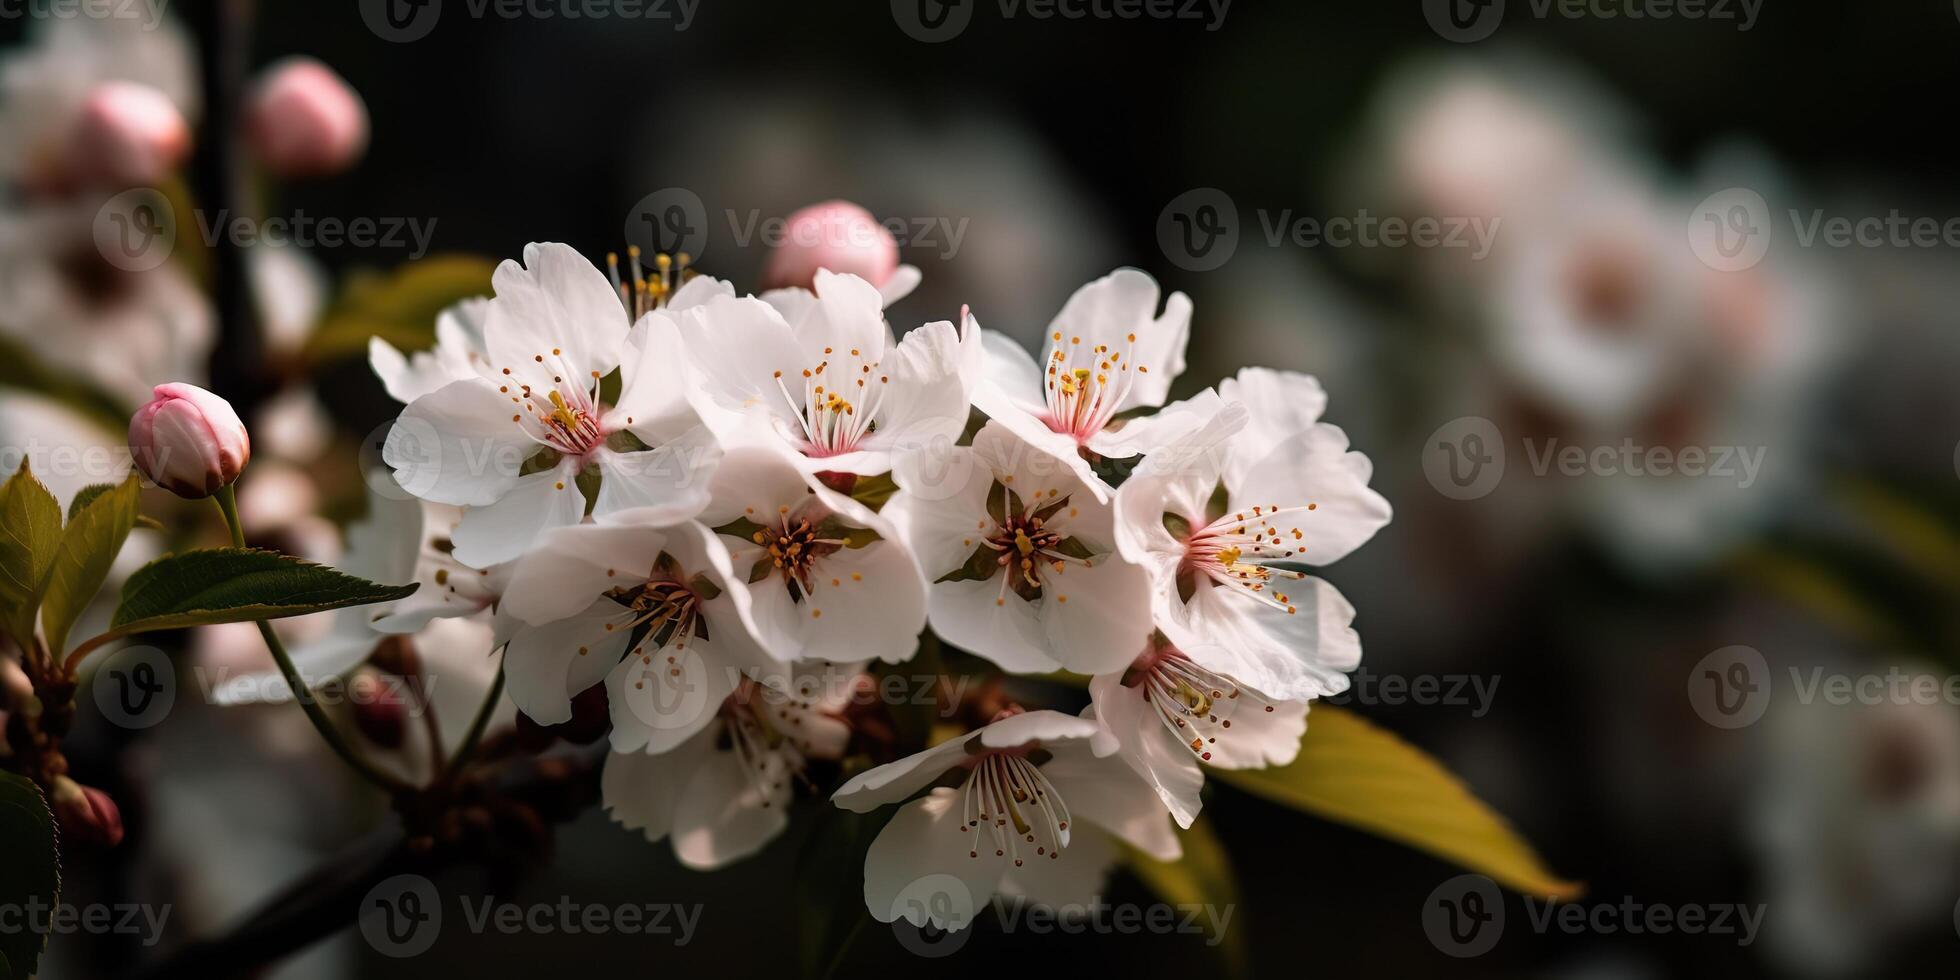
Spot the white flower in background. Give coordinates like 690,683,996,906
605,661,858,870
886,420,1151,676
833,709,1179,932
699,443,925,665
1114,369,1391,701
499,520,771,730
1753,692,1960,977
383,243,722,568
680,269,978,482
973,269,1195,500
0,201,214,407
1087,634,1307,828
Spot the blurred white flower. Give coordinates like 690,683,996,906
0,15,199,190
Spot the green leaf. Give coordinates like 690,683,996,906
41,476,141,656
65,484,117,522
796,806,889,979
848,472,898,513
1123,815,1248,979
0,461,64,648
302,255,497,365
1212,704,1581,900
0,772,60,979
108,547,419,636
0,335,131,435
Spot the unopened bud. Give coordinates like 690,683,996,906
761,200,899,292
248,58,369,179
69,81,191,187
129,383,251,499
350,668,408,750
50,776,124,848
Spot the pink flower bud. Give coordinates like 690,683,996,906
761,200,900,292
69,81,192,187
50,776,124,848
129,383,251,499
247,58,369,179
350,668,408,750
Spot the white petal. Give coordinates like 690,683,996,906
1034,552,1153,676
669,738,793,869
503,600,631,724
860,319,976,458
385,381,536,506
1227,424,1392,566
996,825,1120,911
449,458,585,569
863,789,1003,930
501,522,670,625
1049,269,1190,412
605,310,696,444
1215,367,1328,485
605,642,742,755
1088,673,1206,828
590,430,722,527
1040,738,1182,861
1164,575,1362,702
928,577,1061,674
878,265,922,307
481,242,627,384
602,735,709,846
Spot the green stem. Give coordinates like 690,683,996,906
214,486,408,794
444,655,505,781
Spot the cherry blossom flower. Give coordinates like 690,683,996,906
972,269,1197,500
1087,634,1308,828
832,709,1179,932
1113,369,1391,702
605,662,859,869
679,269,978,484
382,243,722,568
698,443,925,665
499,520,771,729
885,420,1151,676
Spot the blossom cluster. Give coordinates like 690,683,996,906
367,222,1391,931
